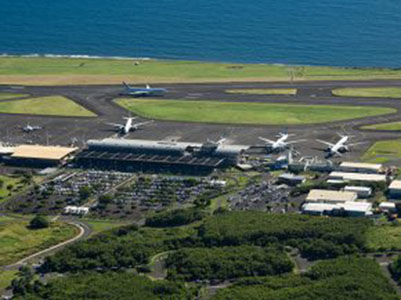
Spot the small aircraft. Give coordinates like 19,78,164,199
106,117,153,135
20,124,42,133
259,132,305,153
121,82,167,97
316,134,364,157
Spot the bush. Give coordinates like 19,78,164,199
29,215,49,229
145,208,207,227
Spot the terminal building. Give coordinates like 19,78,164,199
75,138,250,174
338,162,383,174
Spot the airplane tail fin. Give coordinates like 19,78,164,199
123,82,131,89
146,84,150,89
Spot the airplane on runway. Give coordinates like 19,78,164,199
106,117,154,135
259,131,305,153
121,82,167,97
19,124,42,133
316,134,364,157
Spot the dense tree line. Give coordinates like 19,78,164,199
165,246,293,281
389,254,401,282
13,272,196,300
199,211,371,259
145,208,207,227
212,257,400,300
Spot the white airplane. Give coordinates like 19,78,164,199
259,132,305,152
121,82,167,97
106,117,154,135
316,134,364,157
20,124,42,133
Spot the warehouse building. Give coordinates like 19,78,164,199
76,138,249,174
302,201,372,217
277,173,306,186
343,186,372,198
2,145,78,167
389,180,401,199
306,189,358,204
328,172,387,183
339,162,383,174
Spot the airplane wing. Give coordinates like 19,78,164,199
258,137,275,144
129,91,150,97
106,122,124,128
316,139,335,147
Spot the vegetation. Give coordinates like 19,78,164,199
0,174,27,202
333,87,401,98
145,208,207,227
0,96,96,117
84,219,129,235
366,223,401,251
0,217,78,266
362,139,401,163
0,93,28,100
28,215,49,229
12,272,196,300
4,57,401,85
213,257,400,300
0,270,17,291
390,255,401,282
116,99,394,125
166,246,293,281
362,121,401,131
199,212,371,260
226,88,297,95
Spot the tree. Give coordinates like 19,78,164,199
79,186,92,202
29,215,49,229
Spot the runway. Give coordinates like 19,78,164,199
1,80,401,162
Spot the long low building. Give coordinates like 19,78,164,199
389,180,401,199
302,201,372,217
339,162,383,174
329,171,387,183
306,189,358,204
2,145,78,167
77,138,250,174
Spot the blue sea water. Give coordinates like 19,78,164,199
1,0,401,67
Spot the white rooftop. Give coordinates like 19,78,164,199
329,172,387,182
306,189,357,203
340,162,383,170
389,180,401,190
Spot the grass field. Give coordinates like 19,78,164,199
366,225,401,251
0,93,28,100
84,219,129,235
0,96,96,117
116,99,395,125
362,121,401,131
0,175,24,201
362,139,401,163
333,87,401,98
0,270,17,291
0,217,79,267
226,88,297,95
2,57,401,85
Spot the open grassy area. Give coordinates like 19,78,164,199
3,57,401,85
226,88,297,95
0,217,79,267
0,93,28,100
116,99,395,125
362,139,401,163
84,219,129,235
0,96,96,117
0,175,24,201
362,121,401,131
366,224,401,251
333,87,401,98
0,270,17,291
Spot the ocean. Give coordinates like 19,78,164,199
1,0,401,67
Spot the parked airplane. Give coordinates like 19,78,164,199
316,134,364,157
20,124,42,133
106,117,154,135
259,132,305,152
121,82,167,97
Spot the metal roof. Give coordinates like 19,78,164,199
340,162,383,170
11,145,78,160
389,180,401,190
306,189,357,203
329,172,387,182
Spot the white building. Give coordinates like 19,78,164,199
329,172,387,183
306,189,357,204
339,162,383,174
344,186,372,198
63,205,89,216
389,180,401,199
302,201,372,217
379,202,397,213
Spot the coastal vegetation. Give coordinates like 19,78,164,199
333,87,401,98
3,57,401,85
115,99,394,125
0,96,96,117
0,216,78,267
225,88,297,95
